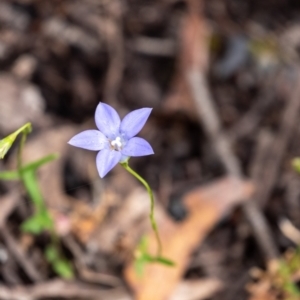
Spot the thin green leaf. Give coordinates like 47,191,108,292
45,245,74,279
22,169,44,209
0,170,20,180
22,215,45,234
142,253,156,263
53,260,74,279
134,256,147,277
45,245,59,263
0,154,58,182
136,236,149,253
22,210,53,234
21,154,59,172
155,256,176,266
0,134,18,159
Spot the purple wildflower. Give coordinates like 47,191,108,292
68,102,154,178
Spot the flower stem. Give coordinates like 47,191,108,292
121,162,162,256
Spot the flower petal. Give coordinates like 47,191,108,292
96,149,121,178
68,130,108,151
122,137,154,157
95,102,120,139
120,108,152,139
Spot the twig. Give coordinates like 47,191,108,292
1,255,21,285
284,172,300,226
101,5,125,106
228,75,278,141
1,226,43,282
63,235,122,287
248,130,274,183
0,187,42,282
43,17,100,54
130,37,176,57
186,68,279,260
0,190,19,228
0,189,24,284
0,280,130,300
254,74,300,207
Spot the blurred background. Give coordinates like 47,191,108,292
1,0,300,299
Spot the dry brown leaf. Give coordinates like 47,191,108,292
124,176,254,300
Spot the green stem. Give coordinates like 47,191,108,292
14,122,31,137
17,122,31,173
17,132,27,173
121,162,162,256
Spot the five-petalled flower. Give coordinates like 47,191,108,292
68,102,154,178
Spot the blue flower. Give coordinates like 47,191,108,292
68,102,154,178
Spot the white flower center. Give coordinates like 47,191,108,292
110,136,123,151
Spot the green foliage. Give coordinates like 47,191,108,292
0,154,58,182
278,248,300,299
0,124,73,279
155,256,175,266
19,154,59,229
22,210,53,234
134,236,175,277
0,170,20,180
45,245,74,279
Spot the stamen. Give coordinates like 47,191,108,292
111,136,123,150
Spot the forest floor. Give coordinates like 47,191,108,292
1,0,300,299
